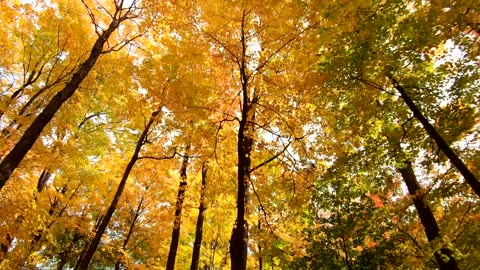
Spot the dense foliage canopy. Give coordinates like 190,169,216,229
1,0,479,269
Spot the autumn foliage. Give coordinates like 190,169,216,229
1,0,480,269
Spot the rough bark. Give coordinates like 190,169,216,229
389,76,480,198
191,162,208,270
166,145,191,270
0,13,124,190
230,11,255,270
399,161,459,270
76,111,159,270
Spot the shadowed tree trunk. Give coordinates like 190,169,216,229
166,145,191,270
76,110,160,270
31,184,68,247
399,161,459,270
191,162,208,270
36,169,51,193
389,75,480,198
230,11,257,270
0,2,139,190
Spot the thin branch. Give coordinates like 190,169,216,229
136,150,178,161
255,101,299,137
96,0,114,19
101,33,145,54
248,177,275,233
193,19,240,63
77,112,105,129
250,139,292,173
252,18,325,76
357,77,397,95
81,0,102,36
187,106,240,122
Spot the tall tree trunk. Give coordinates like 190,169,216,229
399,161,459,270
230,11,256,270
76,110,160,270
114,196,145,270
191,162,208,270
0,7,130,190
389,75,480,198
166,145,191,270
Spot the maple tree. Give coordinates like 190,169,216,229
1,0,480,269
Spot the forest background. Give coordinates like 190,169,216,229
0,0,479,269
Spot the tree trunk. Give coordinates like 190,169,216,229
230,10,256,270
0,11,124,190
36,169,51,193
399,161,459,270
76,111,159,270
191,162,208,270
166,145,191,270
389,76,480,198
230,11,258,270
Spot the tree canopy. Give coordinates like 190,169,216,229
1,0,479,269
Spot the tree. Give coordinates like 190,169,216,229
389,75,480,196
76,110,165,269
316,0,480,197
1,0,480,269
398,161,459,270
166,145,191,270
187,1,323,268
0,0,143,189
191,162,208,270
